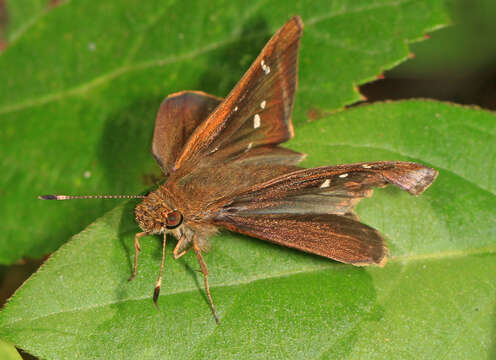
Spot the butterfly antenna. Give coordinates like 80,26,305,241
38,194,146,200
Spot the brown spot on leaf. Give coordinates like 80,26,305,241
49,0,64,8
0,0,7,51
307,108,323,121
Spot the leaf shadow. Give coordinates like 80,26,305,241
97,96,164,194
115,199,143,277
176,257,209,306
193,267,384,358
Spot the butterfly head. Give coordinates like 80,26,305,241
135,191,183,234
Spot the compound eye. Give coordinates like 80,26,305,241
165,210,183,229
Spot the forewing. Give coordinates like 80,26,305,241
152,91,221,175
214,213,388,266
211,161,437,265
173,16,303,172
225,145,305,166
171,145,305,206
218,161,438,216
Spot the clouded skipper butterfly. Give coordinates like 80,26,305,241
40,16,438,323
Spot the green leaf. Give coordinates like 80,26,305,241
0,0,449,263
1,101,494,359
0,339,22,360
3,0,49,45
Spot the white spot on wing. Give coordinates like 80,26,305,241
362,164,372,169
246,142,253,151
339,173,348,178
260,100,266,109
320,179,330,188
261,59,270,75
234,106,238,112
253,114,261,129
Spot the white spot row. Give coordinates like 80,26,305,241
362,164,372,169
320,179,330,188
261,59,270,75
339,173,348,178
253,114,261,129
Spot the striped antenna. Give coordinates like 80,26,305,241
38,194,146,200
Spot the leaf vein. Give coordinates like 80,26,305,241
2,245,494,327
305,0,414,26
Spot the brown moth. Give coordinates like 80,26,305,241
40,16,438,323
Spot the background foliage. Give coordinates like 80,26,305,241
0,0,494,359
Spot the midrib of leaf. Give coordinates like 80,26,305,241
2,244,494,328
0,0,438,116
120,0,176,66
0,34,234,115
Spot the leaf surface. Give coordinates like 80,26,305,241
1,101,494,359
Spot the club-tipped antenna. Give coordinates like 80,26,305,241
38,194,146,200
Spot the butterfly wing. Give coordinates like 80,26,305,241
171,146,304,208
220,161,438,211
216,213,388,266
211,161,438,265
152,91,222,175
173,16,303,172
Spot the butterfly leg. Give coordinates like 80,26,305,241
129,232,147,281
153,233,167,309
172,233,193,259
193,237,219,324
